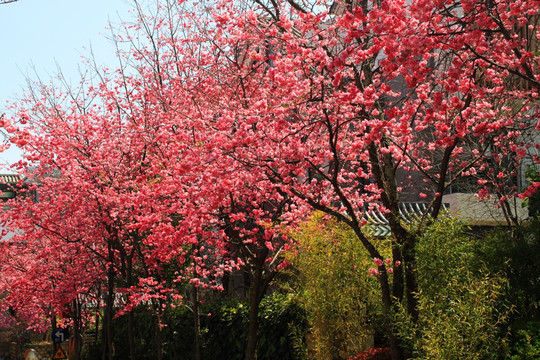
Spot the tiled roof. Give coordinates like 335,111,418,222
0,174,25,200
0,174,23,184
365,202,448,237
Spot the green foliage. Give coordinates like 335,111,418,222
80,216,540,360
189,293,307,360
81,308,162,360
81,293,308,360
161,305,199,359
283,214,538,360
258,293,309,359
286,212,385,360
396,218,512,360
475,222,540,320
509,320,540,360
477,223,540,359
199,298,247,359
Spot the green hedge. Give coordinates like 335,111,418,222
83,293,307,360
395,219,513,360
510,320,540,360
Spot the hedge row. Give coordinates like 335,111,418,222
83,293,308,360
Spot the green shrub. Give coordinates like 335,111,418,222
509,320,540,360
284,214,537,360
397,219,512,360
257,293,309,359
194,293,307,360
286,212,385,360
81,293,308,360
475,222,540,320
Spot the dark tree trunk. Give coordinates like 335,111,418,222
102,243,115,360
126,258,136,360
192,284,202,360
245,262,263,360
71,298,83,360
102,289,115,360
95,305,100,344
402,240,419,324
52,317,58,356
367,142,417,360
102,284,115,360
151,300,164,360
155,318,163,360
128,311,136,360
391,243,404,302
377,269,404,360
222,272,230,296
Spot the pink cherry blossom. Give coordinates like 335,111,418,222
369,268,380,276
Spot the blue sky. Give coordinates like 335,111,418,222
0,0,135,168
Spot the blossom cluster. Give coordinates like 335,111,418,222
368,258,401,276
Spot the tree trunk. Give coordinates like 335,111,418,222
391,243,404,303
95,309,100,344
101,289,114,360
71,298,83,360
102,243,115,360
151,300,164,360
102,287,115,360
155,317,163,360
245,263,263,360
128,311,136,360
402,239,419,324
192,284,202,360
378,270,404,360
52,317,58,356
127,259,136,360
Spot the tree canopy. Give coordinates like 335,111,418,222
0,0,538,359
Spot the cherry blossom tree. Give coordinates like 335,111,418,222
92,0,540,358
1,1,539,360
156,0,540,358
0,67,217,359
108,3,296,359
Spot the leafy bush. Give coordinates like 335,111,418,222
396,219,512,360
199,298,247,360
82,293,308,359
257,293,309,359
286,212,386,360
509,320,540,360
474,221,540,320
475,222,540,360
195,293,307,360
